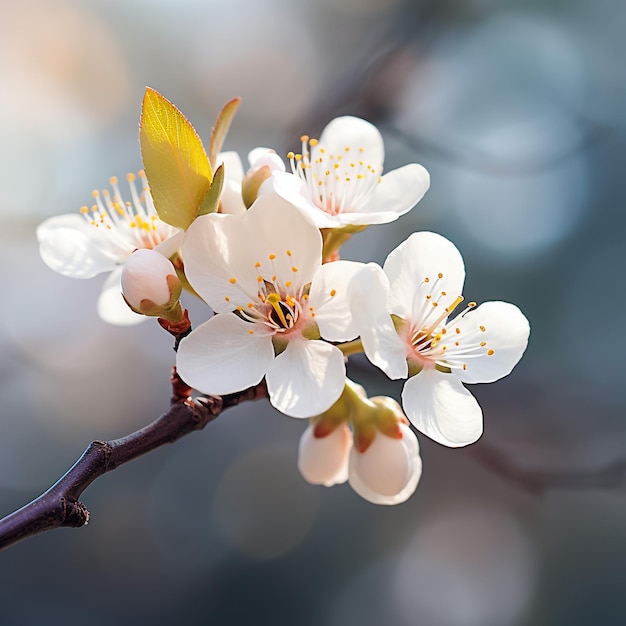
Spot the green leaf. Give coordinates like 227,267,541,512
209,97,241,169
198,163,224,216
140,87,212,230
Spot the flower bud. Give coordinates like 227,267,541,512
121,249,182,318
242,148,285,208
298,421,351,487
349,422,422,505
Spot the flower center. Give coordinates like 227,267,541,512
288,135,382,216
79,171,177,257
227,251,314,335
403,272,494,373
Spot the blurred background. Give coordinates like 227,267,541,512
1,0,625,624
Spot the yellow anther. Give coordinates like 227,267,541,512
344,146,350,152
286,250,292,257
272,275,277,281
357,174,364,179
487,349,495,356
126,173,136,182
247,303,254,309
291,266,298,273
295,154,303,162
269,254,276,260
287,151,295,159
424,277,430,283
480,341,487,347
330,289,336,297
358,147,364,152
303,294,309,300
225,296,230,302
109,176,118,185
438,273,443,279
255,262,261,268
334,163,340,169
432,302,438,307
463,363,468,371
442,291,447,296
237,306,243,312
480,325,486,332
426,295,432,300
456,328,461,334
80,206,89,214
92,190,99,198
257,276,263,283
285,281,292,287
249,330,254,335
267,293,289,327
229,277,237,284
468,301,477,308
309,138,318,146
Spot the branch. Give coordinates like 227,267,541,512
0,376,267,552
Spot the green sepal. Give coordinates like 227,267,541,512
198,163,224,216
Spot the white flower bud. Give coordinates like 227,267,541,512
298,422,351,487
121,249,181,313
349,423,422,505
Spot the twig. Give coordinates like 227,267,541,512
0,379,267,551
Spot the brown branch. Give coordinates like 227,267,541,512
0,379,267,552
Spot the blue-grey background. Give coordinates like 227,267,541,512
1,0,625,624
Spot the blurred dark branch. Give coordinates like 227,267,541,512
475,443,626,494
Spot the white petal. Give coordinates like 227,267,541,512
37,214,118,278
348,423,422,505
298,422,351,487
318,116,384,168
154,230,183,259
402,368,483,447
453,301,530,384
217,151,246,215
183,194,322,312
362,163,430,218
308,260,365,342
176,313,275,395
266,172,340,229
121,249,176,309
383,231,465,321
265,339,345,418
97,267,145,326
248,147,285,173
348,264,408,379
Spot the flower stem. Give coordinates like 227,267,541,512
337,338,364,357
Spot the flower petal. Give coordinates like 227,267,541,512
348,423,422,505
265,339,345,418
37,214,118,278
217,151,246,215
348,263,408,379
97,267,144,326
361,163,430,218
176,313,275,395
298,422,351,487
318,116,384,168
402,367,483,447
248,147,285,173
383,231,465,321
308,260,365,342
453,301,530,384
266,172,340,229
183,194,322,312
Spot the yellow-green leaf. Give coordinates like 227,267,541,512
209,97,241,169
198,163,224,216
140,87,212,230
